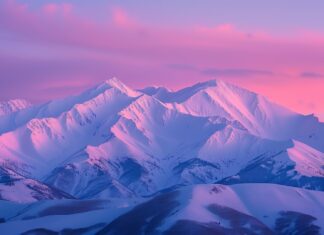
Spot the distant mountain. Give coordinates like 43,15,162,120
0,78,323,202
0,99,31,116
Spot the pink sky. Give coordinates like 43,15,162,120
0,0,323,120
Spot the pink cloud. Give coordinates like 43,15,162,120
62,3,73,14
215,23,235,32
42,3,58,14
111,7,137,28
0,0,324,117
42,2,73,16
195,23,239,36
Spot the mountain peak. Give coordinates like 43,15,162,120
105,77,125,87
119,94,166,117
96,77,141,97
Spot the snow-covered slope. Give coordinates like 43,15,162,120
0,78,140,135
0,184,323,235
99,184,324,235
143,80,324,151
0,78,323,202
0,79,140,178
221,140,324,190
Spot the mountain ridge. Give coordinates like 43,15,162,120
0,78,323,202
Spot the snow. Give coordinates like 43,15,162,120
0,77,323,202
158,183,324,232
2,183,322,234
287,140,324,177
0,78,323,235
0,198,140,235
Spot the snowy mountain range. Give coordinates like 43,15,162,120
0,78,323,234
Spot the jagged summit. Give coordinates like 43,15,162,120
104,77,126,89
100,77,140,97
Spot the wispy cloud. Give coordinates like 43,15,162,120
0,0,324,116
201,68,274,77
167,64,198,71
300,71,324,79
111,7,137,28
168,64,274,78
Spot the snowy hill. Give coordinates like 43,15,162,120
0,184,323,234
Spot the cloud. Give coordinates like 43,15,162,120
167,64,198,71
42,3,58,14
111,7,137,28
42,3,72,14
168,64,274,78
0,0,324,116
215,23,236,32
201,68,274,77
300,71,324,79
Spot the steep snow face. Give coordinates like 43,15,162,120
105,77,141,97
199,129,324,179
0,99,31,116
145,80,324,151
220,140,324,191
46,96,227,197
193,127,288,179
114,95,223,159
286,140,324,177
46,120,322,198
0,81,140,177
